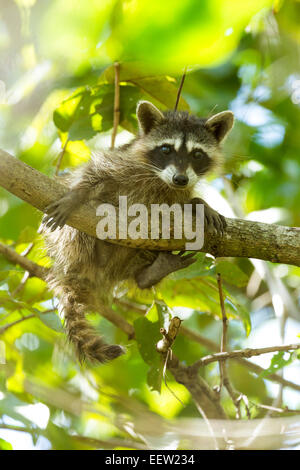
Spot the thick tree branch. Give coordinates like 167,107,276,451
1,149,300,266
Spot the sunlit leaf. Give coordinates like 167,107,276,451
35,310,64,333
258,351,297,379
0,438,13,450
213,260,249,287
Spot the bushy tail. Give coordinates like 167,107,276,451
61,295,125,364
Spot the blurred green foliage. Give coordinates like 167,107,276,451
0,0,300,450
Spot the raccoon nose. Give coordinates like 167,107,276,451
172,174,189,187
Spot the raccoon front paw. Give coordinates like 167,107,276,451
190,197,227,235
157,251,198,272
43,196,74,231
135,251,197,289
204,205,227,234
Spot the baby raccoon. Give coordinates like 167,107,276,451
42,101,234,364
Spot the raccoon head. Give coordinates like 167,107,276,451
135,100,234,190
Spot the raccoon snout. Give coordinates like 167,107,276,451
172,174,189,187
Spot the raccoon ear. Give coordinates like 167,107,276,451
136,101,164,134
205,111,234,143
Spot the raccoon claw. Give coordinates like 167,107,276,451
174,251,198,269
190,197,226,235
135,251,197,289
44,198,72,231
204,207,227,235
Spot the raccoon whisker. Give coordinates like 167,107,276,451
134,162,163,173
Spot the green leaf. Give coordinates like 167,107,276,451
169,253,213,280
16,226,38,245
134,316,163,392
0,291,26,312
0,437,13,450
159,275,251,336
35,310,64,333
53,86,101,140
147,362,164,393
53,83,142,140
134,317,161,366
259,351,296,379
213,260,249,287
101,62,190,110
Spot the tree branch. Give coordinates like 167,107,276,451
0,241,47,280
191,343,300,370
163,350,228,420
0,149,300,266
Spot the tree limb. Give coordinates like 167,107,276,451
191,343,300,370
0,242,47,280
163,350,228,420
1,149,300,266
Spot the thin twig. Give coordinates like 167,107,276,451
217,272,228,393
0,314,35,334
0,424,148,450
55,138,69,176
191,343,300,370
0,309,55,335
249,401,300,415
174,67,187,111
11,270,30,297
0,242,48,280
111,62,120,149
21,242,35,257
11,239,41,296
163,349,185,406
194,401,220,450
216,273,247,418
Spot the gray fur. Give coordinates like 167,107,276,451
42,101,234,364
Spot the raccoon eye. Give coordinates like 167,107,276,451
193,149,205,159
160,144,172,154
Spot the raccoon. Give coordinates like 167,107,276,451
42,101,234,364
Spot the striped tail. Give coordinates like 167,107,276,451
61,295,125,364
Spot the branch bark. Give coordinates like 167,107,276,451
0,242,47,280
163,352,228,420
1,149,300,266
191,343,300,370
